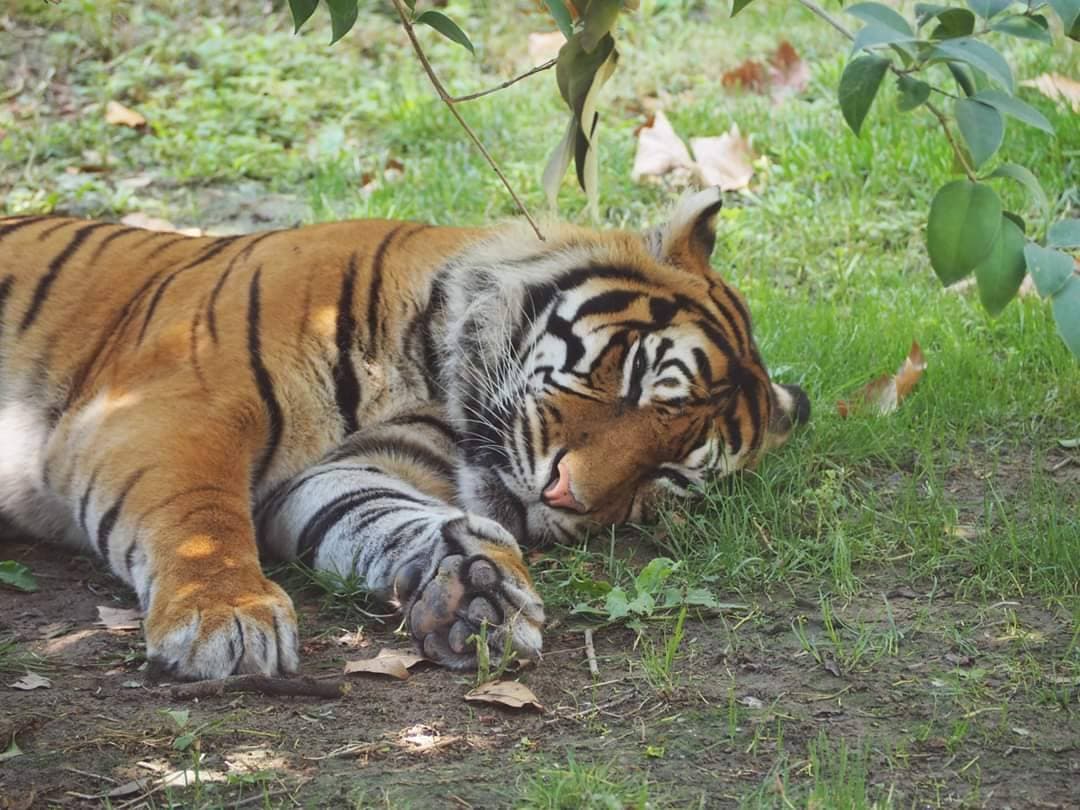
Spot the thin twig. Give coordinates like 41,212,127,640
451,59,557,103
926,100,977,181
169,674,349,701
389,0,545,241
795,0,977,182
583,629,599,678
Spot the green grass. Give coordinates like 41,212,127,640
2,1,1078,806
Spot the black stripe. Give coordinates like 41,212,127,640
143,234,189,261
366,225,407,347
296,488,424,561
328,435,456,483
206,232,275,343
247,267,284,485
86,225,143,266
97,469,146,561
78,469,100,536
0,275,14,339
189,299,207,387
574,289,642,320
35,219,78,240
0,215,48,242
333,253,362,434
415,274,447,399
387,413,460,445
20,222,109,332
136,238,243,344
254,463,382,542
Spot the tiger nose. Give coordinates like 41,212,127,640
542,457,588,513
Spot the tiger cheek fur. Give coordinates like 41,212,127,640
0,187,805,681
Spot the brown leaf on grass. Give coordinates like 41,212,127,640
1020,73,1080,113
690,125,756,192
464,679,544,711
630,110,695,183
837,341,926,418
120,212,202,237
528,31,565,64
9,673,51,690
104,100,147,129
343,647,427,680
722,40,810,104
96,606,141,631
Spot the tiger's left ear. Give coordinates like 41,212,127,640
643,187,724,275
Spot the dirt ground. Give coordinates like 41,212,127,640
1,539,1076,809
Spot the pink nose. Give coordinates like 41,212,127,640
542,458,588,513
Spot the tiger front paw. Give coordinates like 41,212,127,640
144,569,300,681
402,516,544,670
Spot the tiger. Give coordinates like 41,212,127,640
0,188,809,681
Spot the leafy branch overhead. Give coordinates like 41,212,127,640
288,0,1079,359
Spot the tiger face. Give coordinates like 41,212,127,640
447,188,810,547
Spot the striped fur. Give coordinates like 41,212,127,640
0,188,807,679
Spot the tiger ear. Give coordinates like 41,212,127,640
644,187,724,274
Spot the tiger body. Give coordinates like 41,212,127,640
0,189,807,679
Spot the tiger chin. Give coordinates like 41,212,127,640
0,188,808,681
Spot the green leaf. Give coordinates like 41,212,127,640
604,587,630,620
1047,0,1080,39
973,90,1054,134
927,180,1003,284
287,0,318,33
1023,244,1074,297
955,98,1003,168
0,560,37,592
626,591,656,616
931,38,1014,91
1047,218,1080,248
162,708,190,729
542,116,576,208
989,14,1052,42
989,163,1048,216
325,0,357,44
684,587,721,609
931,7,976,37
847,2,914,34
174,733,197,751
581,0,620,53
732,0,758,16
544,0,575,39
967,0,1013,18
1051,276,1080,358
948,62,976,96
0,740,23,763
851,24,917,53
915,2,950,25
974,216,1026,315
415,10,475,55
635,557,677,595
1003,211,1025,233
838,54,891,135
896,75,931,111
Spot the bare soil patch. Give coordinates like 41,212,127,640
2,539,1076,808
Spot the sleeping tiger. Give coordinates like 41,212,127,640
0,188,808,681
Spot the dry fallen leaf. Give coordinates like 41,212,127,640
630,110,695,183
343,647,426,680
105,100,147,129
1021,73,1080,113
120,212,202,237
96,606,142,631
837,341,926,418
528,31,565,64
690,125,756,192
464,679,544,711
10,673,51,690
723,40,809,104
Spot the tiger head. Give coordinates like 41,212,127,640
443,188,810,547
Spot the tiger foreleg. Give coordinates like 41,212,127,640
256,459,544,670
48,406,300,681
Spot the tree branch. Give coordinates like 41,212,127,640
451,59,557,103
794,0,977,182
389,0,545,241
169,674,348,701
